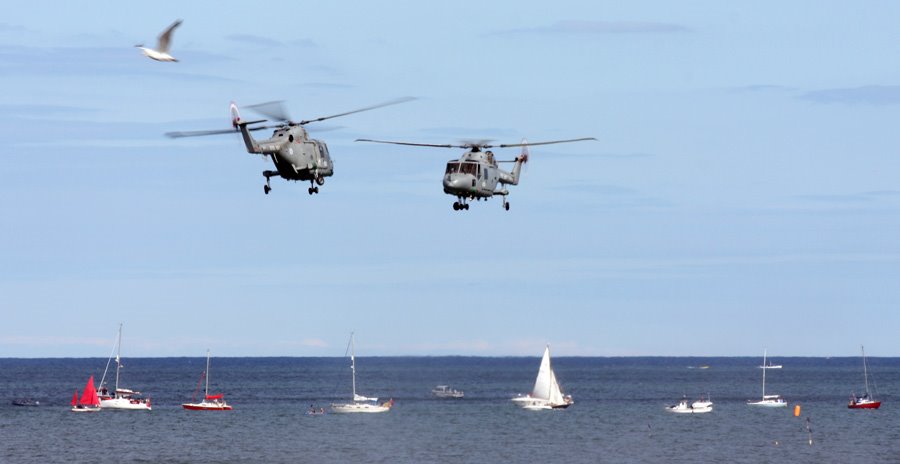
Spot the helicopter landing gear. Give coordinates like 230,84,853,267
504,201,510,211
262,170,277,195
453,200,470,211
308,180,319,195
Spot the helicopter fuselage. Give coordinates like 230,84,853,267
443,149,521,199
241,125,334,183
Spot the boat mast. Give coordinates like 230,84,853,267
114,323,123,393
205,349,211,398
350,333,357,400
861,345,870,397
761,349,767,398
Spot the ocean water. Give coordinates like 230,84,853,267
1,357,898,463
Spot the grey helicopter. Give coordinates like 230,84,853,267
355,137,596,210
166,97,414,195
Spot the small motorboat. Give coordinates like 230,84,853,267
667,396,713,414
432,385,464,399
11,398,40,407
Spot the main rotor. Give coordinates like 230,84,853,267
165,97,416,139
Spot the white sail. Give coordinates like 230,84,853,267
531,346,554,400
513,344,573,409
548,370,566,405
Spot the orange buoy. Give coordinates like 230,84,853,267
794,405,801,417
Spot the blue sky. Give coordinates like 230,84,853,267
1,1,899,357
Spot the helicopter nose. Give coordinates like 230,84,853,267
444,173,474,191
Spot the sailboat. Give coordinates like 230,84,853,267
331,333,393,413
70,375,101,412
97,324,152,411
848,345,881,409
182,350,233,411
511,344,574,410
747,349,786,407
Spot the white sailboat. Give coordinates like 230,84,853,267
97,324,151,411
331,333,393,413
511,344,574,410
747,349,786,408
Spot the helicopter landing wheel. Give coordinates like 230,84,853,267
308,187,314,195
464,204,470,210
264,185,271,195
453,202,460,211
314,186,319,194
504,202,509,211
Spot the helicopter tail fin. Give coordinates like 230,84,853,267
508,139,529,185
231,101,261,153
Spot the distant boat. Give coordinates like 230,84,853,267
71,375,101,413
432,385,464,399
848,345,881,410
97,324,151,411
182,350,233,411
759,360,783,369
748,349,787,408
331,333,393,413
511,344,574,410
11,398,40,407
667,395,713,414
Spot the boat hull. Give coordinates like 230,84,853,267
70,406,101,413
331,402,391,413
747,400,787,408
100,397,151,410
182,403,233,411
848,400,881,409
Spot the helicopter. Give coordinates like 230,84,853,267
355,137,596,210
166,97,414,195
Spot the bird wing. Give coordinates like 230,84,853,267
156,19,182,53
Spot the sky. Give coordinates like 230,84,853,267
1,1,899,357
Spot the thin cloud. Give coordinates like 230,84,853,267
729,84,796,94
0,103,97,116
489,20,691,37
0,22,27,33
795,190,900,204
225,34,316,48
799,85,900,105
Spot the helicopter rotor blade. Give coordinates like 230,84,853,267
355,138,465,149
300,97,416,125
495,137,597,148
165,128,241,138
245,101,293,123
165,120,270,138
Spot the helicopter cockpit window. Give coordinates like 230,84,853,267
445,162,460,174
459,163,478,175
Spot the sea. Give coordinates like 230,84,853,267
1,356,898,463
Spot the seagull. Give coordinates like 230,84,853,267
136,19,182,62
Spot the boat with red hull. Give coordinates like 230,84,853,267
182,350,232,411
848,345,881,410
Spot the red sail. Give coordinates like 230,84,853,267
205,394,223,400
80,376,100,406
71,390,78,407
